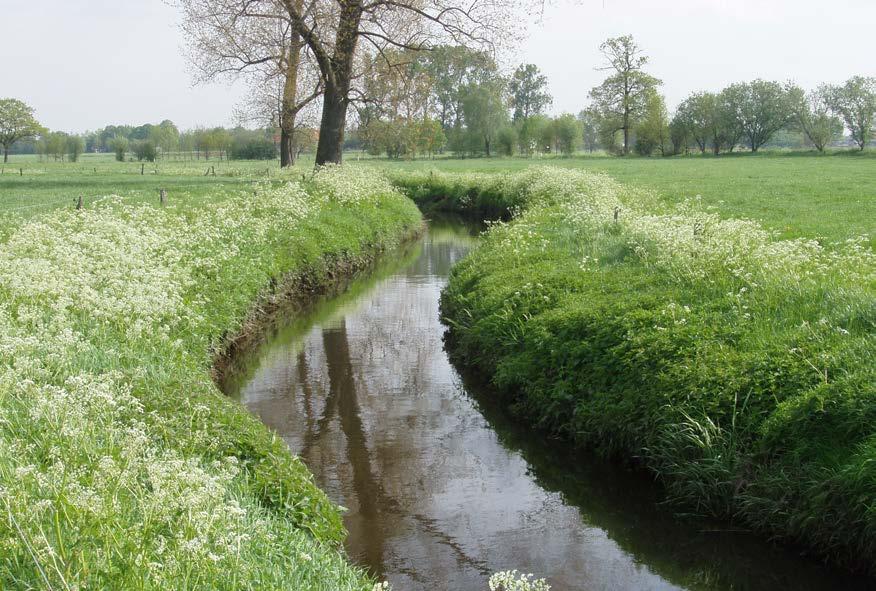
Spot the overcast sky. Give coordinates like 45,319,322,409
3,0,875,132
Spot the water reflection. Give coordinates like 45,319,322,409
224,219,869,591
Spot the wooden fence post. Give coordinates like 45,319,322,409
141,163,145,175
614,206,620,223
76,196,83,210
159,188,167,206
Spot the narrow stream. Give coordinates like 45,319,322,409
221,218,868,591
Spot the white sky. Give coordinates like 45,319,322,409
3,0,875,132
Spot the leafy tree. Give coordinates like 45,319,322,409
668,115,690,155
150,120,180,159
634,90,669,156
424,46,497,132
460,77,508,156
509,64,552,124
133,140,158,162
67,135,85,162
538,116,557,153
577,109,600,153
553,114,580,155
787,85,843,152
516,114,548,156
588,35,662,155
0,98,42,163
414,118,446,157
721,80,792,152
496,125,518,156
824,76,876,150
674,92,710,153
109,136,129,161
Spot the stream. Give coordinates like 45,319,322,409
221,217,868,591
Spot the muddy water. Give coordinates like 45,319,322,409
222,218,868,591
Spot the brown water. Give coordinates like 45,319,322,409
222,218,869,591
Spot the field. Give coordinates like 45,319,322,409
3,152,875,245
0,151,874,584
370,150,876,244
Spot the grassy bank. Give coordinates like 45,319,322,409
373,150,876,245
395,168,876,573
0,166,421,589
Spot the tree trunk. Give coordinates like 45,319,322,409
280,128,295,167
311,0,362,166
623,126,630,155
280,32,302,168
315,87,348,165
3,147,7,163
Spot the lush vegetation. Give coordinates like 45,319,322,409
0,165,421,589
377,150,876,245
394,167,876,573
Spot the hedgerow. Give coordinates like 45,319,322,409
398,168,876,573
0,166,421,590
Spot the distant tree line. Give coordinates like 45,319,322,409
342,37,874,160
0,106,319,163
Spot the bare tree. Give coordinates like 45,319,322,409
178,0,322,167
275,0,529,165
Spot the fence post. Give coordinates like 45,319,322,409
613,206,620,223
159,188,167,206
141,163,145,175
20,168,23,176
76,195,83,210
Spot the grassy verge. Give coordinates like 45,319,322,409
395,168,876,574
0,166,421,589
372,150,876,245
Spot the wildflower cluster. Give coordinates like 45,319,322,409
0,173,419,589
429,167,876,573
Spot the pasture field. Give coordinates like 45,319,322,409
371,150,876,245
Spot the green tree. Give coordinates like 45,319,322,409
517,114,548,156
496,125,518,156
824,76,876,150
460,77,508,156
553,114,580,155
109,136,129,161
133,140,158,162
787,85,843,152
0,98,42,163
577,109,600,153
149,120,180,159
67,135,85,162
722,80,792,152
588,35,662,155
634,90,669,156
509,64,552,124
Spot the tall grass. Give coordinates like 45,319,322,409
400,167,876,573
0,166,422,589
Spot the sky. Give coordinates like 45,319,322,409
3,0,875,132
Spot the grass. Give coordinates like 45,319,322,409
0,154,310,217
396,167,876,575
368,150,876,245
0,165,421,589
0,149,873,584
